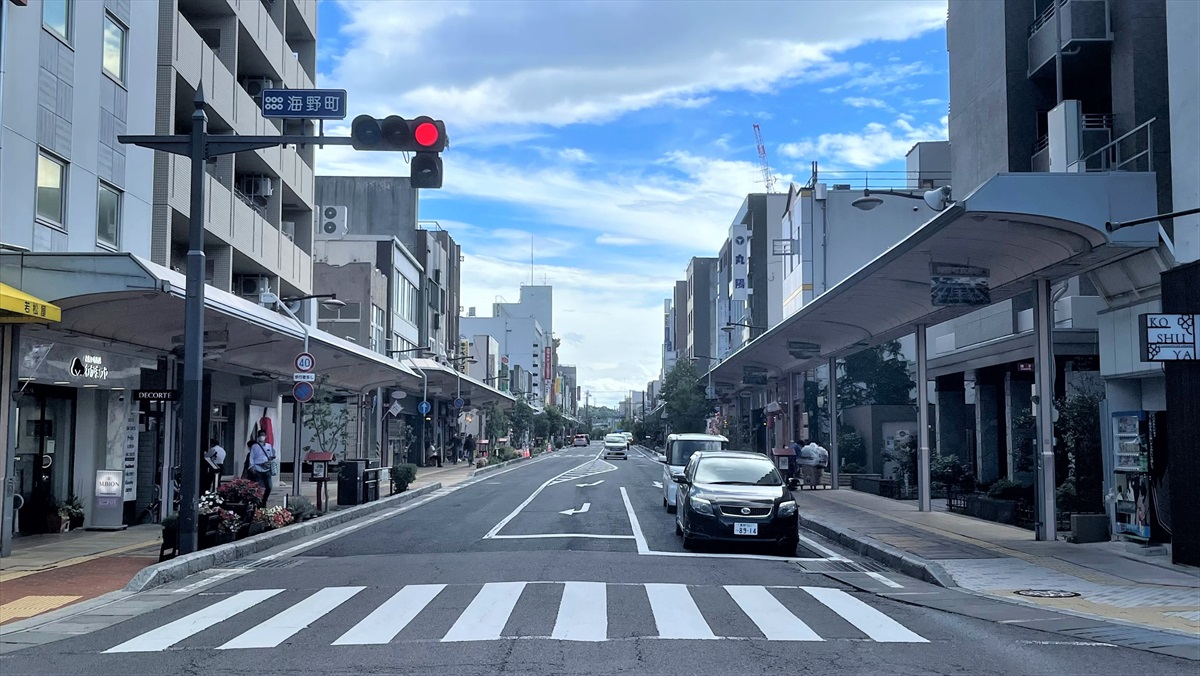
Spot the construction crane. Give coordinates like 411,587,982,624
752,122,776,193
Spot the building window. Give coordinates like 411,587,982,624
370,305,385,353
102,13,126,81
36,152,67,227
97,183,121,248
43,0,71,41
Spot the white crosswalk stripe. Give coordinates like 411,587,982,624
100,582,928,652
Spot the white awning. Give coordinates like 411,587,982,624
710,171,1162,386
406,357,516,406
2,252,417,392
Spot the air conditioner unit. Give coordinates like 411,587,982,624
317,205,349,239
237,275,271,299
244,77,275,98
238,175,273,198
280,221,295,242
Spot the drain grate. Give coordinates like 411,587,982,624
1014,589,1081,598
796,559,870,573
226,558,306,570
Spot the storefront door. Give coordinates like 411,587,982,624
13,387,76,534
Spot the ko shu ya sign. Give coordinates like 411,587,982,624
1140,314,1198,361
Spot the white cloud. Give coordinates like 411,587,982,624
323,0,947,130
596,233,650,246
558,148,593,163
843,97,891,109
778,116,948,169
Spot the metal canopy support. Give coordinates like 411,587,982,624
827,358,838,490
916,323,931,512
1032,278,1058,541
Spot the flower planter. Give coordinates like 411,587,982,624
964,494,1020,525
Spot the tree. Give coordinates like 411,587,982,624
660,359,709,433
303,375,349,457
543,405,565,443
838,340,915,408
510,401,534,446
484,402,510,444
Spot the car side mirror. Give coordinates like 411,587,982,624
787,477,801,490
672,474,689,485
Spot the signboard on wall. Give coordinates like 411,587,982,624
122,406,139,501
1139,313,1197,361
930,262,991,307
732,225,751,301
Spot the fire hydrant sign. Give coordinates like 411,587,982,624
1140,314,1197,361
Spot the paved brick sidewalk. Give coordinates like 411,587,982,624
794,487,1200,637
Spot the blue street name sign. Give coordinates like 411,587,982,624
417,400,432,415
260,89,348,120
454,398,465,409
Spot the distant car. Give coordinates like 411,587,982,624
603,434,629,460
573,434,590,447
673,450,801,556
621,432,634,448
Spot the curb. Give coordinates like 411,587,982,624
797,511,958,588
124,483,443,593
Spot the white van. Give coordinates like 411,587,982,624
660,433,729,513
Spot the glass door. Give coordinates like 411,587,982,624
14,387,76,534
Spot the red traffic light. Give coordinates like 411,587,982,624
414,122,439,148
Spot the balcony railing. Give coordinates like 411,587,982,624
1028,0,1112,76
1069,117,1157,173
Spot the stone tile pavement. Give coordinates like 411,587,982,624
794,487,1200,637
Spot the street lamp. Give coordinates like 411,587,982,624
851,185,954,212
388,347,436,463
691,354,720,400
261,292,341,497
722,321,767,333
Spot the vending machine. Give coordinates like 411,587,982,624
1110,411,1169,542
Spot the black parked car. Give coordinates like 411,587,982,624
673,450,801,556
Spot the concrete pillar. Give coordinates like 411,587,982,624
936,373,969,463
1,325,19,557
1032,278,1057,541
828,358,839,490
975,372,1001,484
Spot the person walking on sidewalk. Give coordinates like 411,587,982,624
463,434,476,462
449,433,462,465
204,438,226,492
247,433,276,504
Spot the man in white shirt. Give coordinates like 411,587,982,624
205,439,227,492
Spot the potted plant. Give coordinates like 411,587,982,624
61,495,85,529
389,463,418,493
215,509,243,545
44,497,63,533
217,477,264,516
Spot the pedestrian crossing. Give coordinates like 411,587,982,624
103,582,927,652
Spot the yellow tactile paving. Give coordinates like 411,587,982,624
0,595,82,623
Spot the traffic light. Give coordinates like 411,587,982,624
350,115,447,189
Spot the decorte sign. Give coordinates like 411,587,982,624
70,354,109,379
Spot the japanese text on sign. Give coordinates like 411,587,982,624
260,89,348,120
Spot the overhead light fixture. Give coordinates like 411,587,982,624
851,195,884,211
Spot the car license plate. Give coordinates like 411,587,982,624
734,523,757,536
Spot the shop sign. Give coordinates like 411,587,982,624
732,225,751,302
70,354,109,379
134,389,179,401
1139,313,1197,361
123,407,139,500
930,262,991,307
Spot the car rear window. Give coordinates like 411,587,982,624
667,439,726,466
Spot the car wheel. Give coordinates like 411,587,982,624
682,533,697,550
675,520,683,536
666,502,677,514
777,540,798,557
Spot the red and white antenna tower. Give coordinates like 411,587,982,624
752,122,776,193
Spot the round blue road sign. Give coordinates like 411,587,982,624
454,397,464,409
417,400,431,415
293,381,315,403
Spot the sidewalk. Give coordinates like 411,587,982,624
0,461,480,625
793,487,1200,637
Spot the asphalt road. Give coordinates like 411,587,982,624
2,444,1194,675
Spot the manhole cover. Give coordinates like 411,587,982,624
1014,589,1081,598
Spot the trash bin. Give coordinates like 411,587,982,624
363,461,381,503
337,460,366,506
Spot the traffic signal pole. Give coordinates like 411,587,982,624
119,87,355,555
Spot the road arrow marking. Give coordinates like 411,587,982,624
576,480,605,487
653,481,663,488
559,503,591,516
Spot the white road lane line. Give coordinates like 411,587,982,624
801,586,928,643
487,533,635,540
104,589,283,653
332,584,446,645
797,534,851,561
724,585,822,641
441,582,527,642
644,584,716,639
484,458,617,539
218,586,365,649
552,582,607,642
866,572,904,588
619,487,650,554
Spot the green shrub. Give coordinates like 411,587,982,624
390,463,418,492
987,478,1032,502
841,463,866,474
286,496,320,521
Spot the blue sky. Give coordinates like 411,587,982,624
314,0,950,406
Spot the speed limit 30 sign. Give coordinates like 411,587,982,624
295,352,316,372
